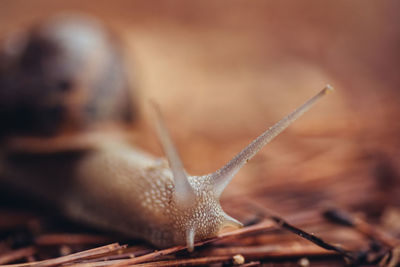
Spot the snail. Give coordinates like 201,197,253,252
0,15,333,251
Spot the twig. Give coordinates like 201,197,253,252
0,247,36,265
79,249,153,263
323,208,399,248
243,200,357,262
59,259,126,267
117,256,232,267
109,246,185,267
379,246,400,267
32,243,125,267
268,214,356,261
199,243,337,258
238,261,261,267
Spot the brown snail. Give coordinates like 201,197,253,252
0,15,333,251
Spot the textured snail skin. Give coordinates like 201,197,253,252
71,144,227,249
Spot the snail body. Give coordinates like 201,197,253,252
0,15,333,251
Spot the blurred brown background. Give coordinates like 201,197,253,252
1,1,399,222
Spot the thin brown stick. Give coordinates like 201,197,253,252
62,259,127,267
0,247,36,265
200,243,337,258
268,215,356,261
32,243,125,267
112,256,232,267
323,208,399,248
244,200,357,261
109,246,185,267
238,261,261,267
79,249,153,263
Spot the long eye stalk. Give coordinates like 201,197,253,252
211,85,334,196
152,103,195,206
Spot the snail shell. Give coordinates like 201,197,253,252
0,14,136,138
